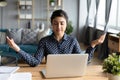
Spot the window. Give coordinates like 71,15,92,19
97,0,105,27
89,0,120,31
89,0,96,26
108,0,117,29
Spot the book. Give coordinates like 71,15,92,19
0,66,19,74
9,72,32,80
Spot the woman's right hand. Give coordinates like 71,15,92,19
6,36,20,52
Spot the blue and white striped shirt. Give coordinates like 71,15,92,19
19,33,95,67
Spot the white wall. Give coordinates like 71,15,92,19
63,0,88,42
63,0,79,38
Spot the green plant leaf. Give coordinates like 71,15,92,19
65,21,73,35
50,0,55,2
102,53,120,75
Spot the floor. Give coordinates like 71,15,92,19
79,43,103,65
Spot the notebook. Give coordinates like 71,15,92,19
41,54,88,78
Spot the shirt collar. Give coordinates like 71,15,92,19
63,33,68,41
51,33,68,41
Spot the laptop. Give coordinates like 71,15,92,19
41,53,88,78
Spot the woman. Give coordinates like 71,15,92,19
7,9,106,67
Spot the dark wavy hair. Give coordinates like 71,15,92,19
50,9,68,24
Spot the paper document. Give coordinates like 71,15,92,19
0,66,19,74
9,72,32,80
0,74,11,80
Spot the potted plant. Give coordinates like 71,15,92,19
50,0,55,6
65,21,73,35
102,53,120,80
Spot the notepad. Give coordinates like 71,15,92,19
0,66,19,74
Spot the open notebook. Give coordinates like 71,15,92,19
41,54,88,78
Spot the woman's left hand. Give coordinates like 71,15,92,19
91,34,106,48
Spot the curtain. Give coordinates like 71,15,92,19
84,0,100,45
92,0,100,40
83,0,91,45
97,0,112,59
84,0,112,59
104,0,112,33
97,30,109,59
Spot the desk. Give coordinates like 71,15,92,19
17,63,108,80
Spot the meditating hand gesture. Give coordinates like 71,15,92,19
91,34,106,48
6,36,20,52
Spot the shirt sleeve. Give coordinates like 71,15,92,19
73,38,96,62
85,46,96,62
18,39,45,67
72,38,82,53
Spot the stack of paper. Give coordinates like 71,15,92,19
0,66,20,80
9,72,32,80
0,66,20,74
0,66,32,80
0,74,11,80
